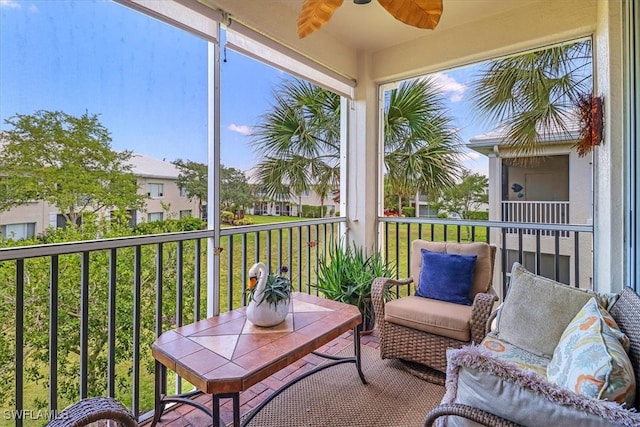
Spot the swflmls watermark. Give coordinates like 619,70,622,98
3,410,61,420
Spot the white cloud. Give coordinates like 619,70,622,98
228,123,253,136
431,72,467,103
0,0,21,9
461,151,481,161
28,4,38,12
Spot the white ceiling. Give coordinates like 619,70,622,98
205,0,541,53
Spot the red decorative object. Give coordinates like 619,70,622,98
575,94,604,157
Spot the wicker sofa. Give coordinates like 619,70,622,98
371,240,497,373
424,265,640,427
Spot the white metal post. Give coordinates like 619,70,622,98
207,24,221,317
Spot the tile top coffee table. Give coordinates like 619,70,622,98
151,292,366,427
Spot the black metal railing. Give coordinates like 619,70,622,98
379,217,594,297
0,217,344,426
1,216,592,425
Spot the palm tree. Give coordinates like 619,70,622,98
471,40,592,158
384,78,463,214
252,78,463,215
251,80,340,214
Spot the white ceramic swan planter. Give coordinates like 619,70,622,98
246,262,290,327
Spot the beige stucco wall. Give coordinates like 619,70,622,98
0,177,199,239
137,176,199,220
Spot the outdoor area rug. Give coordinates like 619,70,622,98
241,345,446,427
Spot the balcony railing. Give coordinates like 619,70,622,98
1,216,592,426
380,217,593,294
501,201,570,236
0,217,343,426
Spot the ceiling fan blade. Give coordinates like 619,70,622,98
297,0,344,38
377,0,443,30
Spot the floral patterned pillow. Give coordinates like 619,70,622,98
547,298,636,408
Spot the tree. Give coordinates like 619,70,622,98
439,169,489,220
384,78,464,214
173,160,253,217
471,40,592,158
252,78,463,216
220,166,253,212
173,159,207,218
251,79,340,209
0,110,144,225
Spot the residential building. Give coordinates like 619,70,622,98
468,117,593,288
0,152,200,240
245,168,337,217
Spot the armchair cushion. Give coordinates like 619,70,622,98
547,298,636,408
495,263,595,357
384,296,473,341
416,249,477,305
411,241,494,299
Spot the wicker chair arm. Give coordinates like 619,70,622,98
470,291,498,344
46,397,138,427
371,277,413,329
485,304,503,335
423,403,521,427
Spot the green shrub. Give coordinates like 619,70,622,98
232,218,253,226
221,211,235,224
402,206,416,217
134,217,206,234
301,205,322,218
468,211,489,220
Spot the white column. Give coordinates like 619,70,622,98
345,52,379,253
593,0,625,293
207,24,221,316
487,148,504,299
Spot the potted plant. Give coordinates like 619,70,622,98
316,242,395,333
245,263,293,326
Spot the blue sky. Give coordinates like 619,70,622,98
0,0,488,175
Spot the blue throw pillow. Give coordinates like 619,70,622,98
415,249,477,305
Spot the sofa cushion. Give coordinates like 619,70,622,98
441,346,640,427
481,333,549,377
384,295,472,341
495,262,595,357
411,240,493,299
415,249,477,305
547,298,636,408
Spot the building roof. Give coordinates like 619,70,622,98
127,153,181,179
467,111,581,155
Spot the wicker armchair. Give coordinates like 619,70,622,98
46,397,138,427
371,240,497,373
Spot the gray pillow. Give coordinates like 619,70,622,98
495,263,594,357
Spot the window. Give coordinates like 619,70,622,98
56,214,82,229
148,212,163,222
1,223,36,241
179,210,192,218
179,187,188,198
148,183,164,198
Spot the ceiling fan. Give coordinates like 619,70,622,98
297,0,444,38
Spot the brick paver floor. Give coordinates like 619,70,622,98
145,330,380,427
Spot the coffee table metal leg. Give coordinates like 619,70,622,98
212,394,220,427
353,325,367,385
151,361,167,426
212,393,240,427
